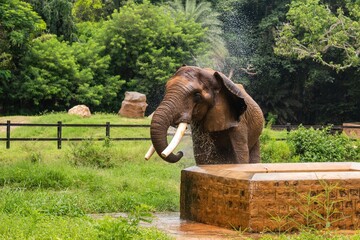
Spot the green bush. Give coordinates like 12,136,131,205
287,126,360,162
261,140,293,163
260,122,293,163
67,140,114,168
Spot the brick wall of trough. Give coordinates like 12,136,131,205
180,164,360,232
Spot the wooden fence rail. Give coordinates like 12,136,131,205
0,121,151,149
0,121,359,149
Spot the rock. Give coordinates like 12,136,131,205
68,105,91,118
343,122,360,138
118,91,148,118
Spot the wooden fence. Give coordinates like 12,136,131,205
0,121,150,149
0,121,358,149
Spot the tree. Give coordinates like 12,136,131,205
274,0,360,71
97,0,207,112
0,0,45,113
24,0,77,41
19,32,123,113
19,35,79,112
72,0,117,22
72,0,104,22
216,0,305,123
168,0,228,69
211,0,360,124
72,22,124,111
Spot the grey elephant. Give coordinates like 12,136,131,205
145,66,264,165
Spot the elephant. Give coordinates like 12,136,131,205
145,66,264,165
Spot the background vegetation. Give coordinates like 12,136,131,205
1,0,359,124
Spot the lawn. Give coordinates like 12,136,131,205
0,113,359,239
0,112,193,239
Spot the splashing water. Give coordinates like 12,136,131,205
190,123,225,164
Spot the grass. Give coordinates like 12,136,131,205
0,113,359,239
0,112,194,239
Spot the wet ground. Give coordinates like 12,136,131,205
146,212,252,239
90,212,259,239
89,212,359,239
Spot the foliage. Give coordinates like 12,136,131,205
95,204,157,240
275,0,360,71
97,0,207,112
261,139,293,163
217,0,360,124
260,119,292,163
218,0,308,123
24,0,77,42
1,0,360,124
72,0,104,22
71,24,124,110
288,125,360,162
168,0,228,69
0,0,45,112
67,140,114,168
19,35,78,110
18,32,123,113
1,0,208,114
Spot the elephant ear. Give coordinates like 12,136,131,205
203,71,247,132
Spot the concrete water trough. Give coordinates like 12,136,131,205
180,162,360,232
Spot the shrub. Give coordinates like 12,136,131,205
67,140,114,168
287,126,360,162
261,140,293,163
260,121,292,163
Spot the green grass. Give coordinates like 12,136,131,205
0,113,359,239
0,112,193,239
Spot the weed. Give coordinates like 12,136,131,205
94,203,167,240
310,180,350,229
268,180,351,234
268,212,293,234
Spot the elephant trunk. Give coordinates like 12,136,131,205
150,101,184,163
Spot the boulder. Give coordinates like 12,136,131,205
118,91,148,118
343,122,360,138
68,105,91,118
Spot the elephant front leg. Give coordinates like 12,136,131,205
229,127,250,164
209,129,245,164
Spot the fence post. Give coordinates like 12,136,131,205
57,121,62,149
106,122,110,138
6,120,10,149
286,123,291,133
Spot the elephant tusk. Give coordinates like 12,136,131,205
145,145,155,160
161,122,188,158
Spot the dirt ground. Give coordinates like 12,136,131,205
0,116,38,133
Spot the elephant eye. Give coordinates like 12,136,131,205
194,92,202,103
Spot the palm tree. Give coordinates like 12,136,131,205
168,0,228,69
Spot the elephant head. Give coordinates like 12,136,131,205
145,66,247,163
